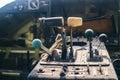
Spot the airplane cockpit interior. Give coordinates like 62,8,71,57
0,0,120,80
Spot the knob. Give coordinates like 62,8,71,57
99,33,107,42
32,39,42,48
38,68,44,73
85,29,94,38
60,71,66,77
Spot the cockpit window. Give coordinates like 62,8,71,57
0,0,15,8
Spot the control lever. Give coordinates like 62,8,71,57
67,17,82,61
87,64,90,74
99,64,102,75
85,29,94,59
61,27,67,60
96,33,107,61
49,34,62,51
98,33,108,48
32,39,51,55
63,65,68,72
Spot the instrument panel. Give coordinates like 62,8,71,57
0,0,51,13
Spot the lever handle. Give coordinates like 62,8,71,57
32,39,51,54
99,33,107,42
85,29,94,38
32,39,42,48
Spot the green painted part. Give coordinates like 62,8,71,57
85,29,94,38
32,39,42,49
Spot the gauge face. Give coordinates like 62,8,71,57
28,0,39,10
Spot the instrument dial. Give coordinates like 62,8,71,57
28,0,39,10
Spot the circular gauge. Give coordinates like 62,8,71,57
28,0,39,10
